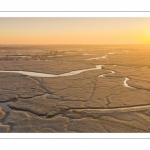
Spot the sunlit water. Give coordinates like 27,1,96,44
0,65,103,78
124,77,134,89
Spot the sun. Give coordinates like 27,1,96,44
144,38,150,44
140,33,150,44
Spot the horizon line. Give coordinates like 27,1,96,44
0,44,150,46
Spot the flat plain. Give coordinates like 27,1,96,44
0,44,150,132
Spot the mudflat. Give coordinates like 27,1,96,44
0,44,150,132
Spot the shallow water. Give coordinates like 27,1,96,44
98,70,115,77
101,55,107,58
85,57,101,60
86,55,108,60
82,53,94,55
98,74,105,77
124,77,134,88
70,104,150,113
109,70,115,74
108,52,115,54
0,65,103,78
85,51,119,60
0,55,30,58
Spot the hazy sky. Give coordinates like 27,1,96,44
0,18,150,44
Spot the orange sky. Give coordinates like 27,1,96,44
0,17,150,44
